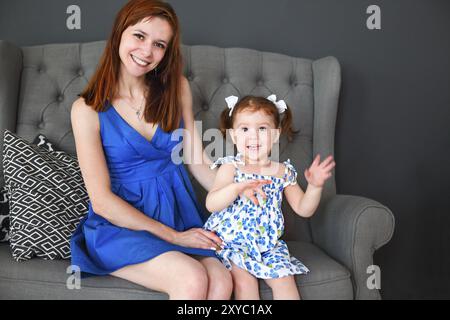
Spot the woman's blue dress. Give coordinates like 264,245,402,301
70,103,216,276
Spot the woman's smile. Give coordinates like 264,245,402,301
130,54,151,67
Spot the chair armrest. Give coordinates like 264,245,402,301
312,56,341,199
310,194,395,299
0,40,22,187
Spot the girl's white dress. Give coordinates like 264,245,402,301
203,153,309,279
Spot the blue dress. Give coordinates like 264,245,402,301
70,103,216,276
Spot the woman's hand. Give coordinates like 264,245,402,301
304,154,336,188
172,228,225,251
235,179,272,206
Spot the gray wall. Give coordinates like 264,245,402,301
1,0,449,299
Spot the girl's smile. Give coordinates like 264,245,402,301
246,144,261,151
231,110,280,165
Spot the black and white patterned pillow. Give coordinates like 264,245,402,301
0,186,9,242
32,133,57,152
0,133,58,243
2,129,89,261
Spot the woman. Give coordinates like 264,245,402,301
70,0,232,300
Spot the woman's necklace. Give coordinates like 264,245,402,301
126,95,145,120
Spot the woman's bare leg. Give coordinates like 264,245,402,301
110,251,208,300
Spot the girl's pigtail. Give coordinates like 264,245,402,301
219,108,232,138
280,105,299,142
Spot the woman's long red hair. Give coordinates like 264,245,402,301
81,0,182,132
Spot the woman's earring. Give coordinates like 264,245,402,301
153,66,158,77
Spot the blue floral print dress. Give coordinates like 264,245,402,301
203,153,309,279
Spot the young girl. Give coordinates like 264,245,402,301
204,95,336,300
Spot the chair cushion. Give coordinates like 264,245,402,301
260,241,353,299
0,241,352,299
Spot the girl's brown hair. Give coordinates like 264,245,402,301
80,0,182,132
219,95,298,142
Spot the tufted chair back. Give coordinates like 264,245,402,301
1,41,341,243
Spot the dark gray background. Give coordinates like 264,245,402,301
1,0,449,299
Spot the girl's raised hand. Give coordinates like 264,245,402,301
235,179,272,206
304,154,336,188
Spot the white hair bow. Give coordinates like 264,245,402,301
225,94,287,116
225,95,239,116
266,94,287,114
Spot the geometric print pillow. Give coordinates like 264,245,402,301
2,129,89,261
32,133,57,152
0,186,9,242
0,133,58,243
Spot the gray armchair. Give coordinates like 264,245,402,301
0,40,394,299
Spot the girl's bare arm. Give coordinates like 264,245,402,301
205,164,239,212
283,164,323,218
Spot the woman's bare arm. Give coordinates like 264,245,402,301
179,76,217,191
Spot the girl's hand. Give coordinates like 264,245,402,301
304,154,336,188
235,179,272,206
172,228,225,251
